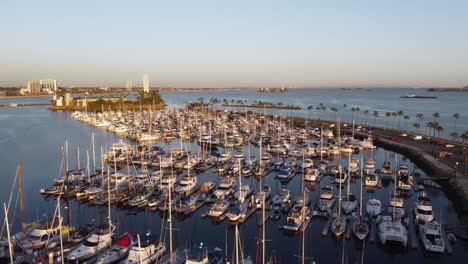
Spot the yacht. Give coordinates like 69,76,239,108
277,164,294,181
317,186,335,212
123,240,166,264
175,176,197,194
331,216,347,237
137,132,161,142
364,173,379,187
213,177,235,199
419,222,445,253
353,220,369,241
283,195,310,231
334,170,348,184
185,245,226,264
364,159,376,175
389,192,405,219
272,188,291,205
301,158,314,169
348,157,359,175
234,185,252,201
414,190,434,223
253,185,272,208
174,195,197,213
378,215,408,247
67,225,115,261
128,190,152,208
18,217,69,251
96,233,137,264
379,161,393,179
398,165,412,191
366,198,382,217
304,166,320,182
208,199,230,218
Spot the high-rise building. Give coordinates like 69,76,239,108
143,74,149,93
27,81,41,95
126,81,133,92
40,79,57,93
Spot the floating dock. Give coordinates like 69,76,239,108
408,211,418,249
441,226,453,254
345,217,354,239
322,217,333,236
370,217,377,243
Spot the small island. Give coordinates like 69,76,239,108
222,101,301,110
49,90,165,112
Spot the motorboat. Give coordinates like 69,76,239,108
18,217,69,251
331,216,347,237
414,190,434,223
283,196,310,231
378,216,408,247
234,185,252,202
208,199,229,218
96,233,137,264
366,198,382,217
398,165,412,191
122,240,166,264
301,158,314,169
272,188,291,205
364,173,379,187
175,176,197,194
419,222,445,253
276,165,294,181
304,166,320,182
379,161,393,179
334,170,348,184
226,200,248,222
67,225,115,261
353,220,369,240
364,159,376,175
253,185,272,208
348,157,359,175
317,186,335,212
174,195,197,213
213,178,235,199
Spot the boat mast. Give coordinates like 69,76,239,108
320,126,323,162
338,165,343,220
262,192,266,264
87,150,91,183
393,155,397,221
169,161,174,261
3,203,13,264
65,139,69,173
235,223,239,264
57,197,64,264
347,155,351,201
137,234,142,264
17,164,24,227
92,132,96,172
107,165,112,232
359,157,364,223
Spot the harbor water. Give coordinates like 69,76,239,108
0,89,467,263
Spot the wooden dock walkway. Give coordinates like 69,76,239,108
322,217,332,236
441,226,453,254
300,209,313,232
237,207,258,224
345,217,354,239
369,217,377,243
408,211,418,249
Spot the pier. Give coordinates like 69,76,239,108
408,211,418,249
369,218,377,243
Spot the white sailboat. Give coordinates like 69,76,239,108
353,158,369,240
331,166,347,237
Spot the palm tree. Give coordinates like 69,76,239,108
413,122,420,133
416,113,424,134
330,107,338,120
343,104,347,120
385,112,391,129
372,111,379,127
450,131,459,142
403,115,410,131
433,112,440,122
223,98,228,105
351,107,356,121
397,110,404,129
461,131,468,144
391,112,397,129
426,121,435,137
435,125,443,138
453,113,460,133
363,109,369,125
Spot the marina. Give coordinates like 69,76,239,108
0,90,467,263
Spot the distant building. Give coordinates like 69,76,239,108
126,81,133,92
40,79,57,93
19,87,30,95
28,81,41,95
56,97,63,106
65,93,72,106
143,74,149,93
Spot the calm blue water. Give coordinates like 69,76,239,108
161,89,468,140
0,91,466,263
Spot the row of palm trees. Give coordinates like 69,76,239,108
306,103,466,144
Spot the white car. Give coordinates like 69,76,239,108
413,135,422,140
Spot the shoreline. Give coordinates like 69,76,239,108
222,103,301,110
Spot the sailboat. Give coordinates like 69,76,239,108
331,166,347,237
341,155,357,214
227,160,249,222
353,158,369,240
122,234,166,264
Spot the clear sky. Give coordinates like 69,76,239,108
1,0,467,88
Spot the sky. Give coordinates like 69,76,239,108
1,0,467,88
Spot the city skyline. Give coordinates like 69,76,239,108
1,0,467,88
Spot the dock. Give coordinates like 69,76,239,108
345,217,354,239
237,207,258,224
300,209,314,232
322,216,333,236
408,211,418,249
369,217,377,243
441,226,453,254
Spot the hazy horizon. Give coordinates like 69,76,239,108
1,0,467,88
